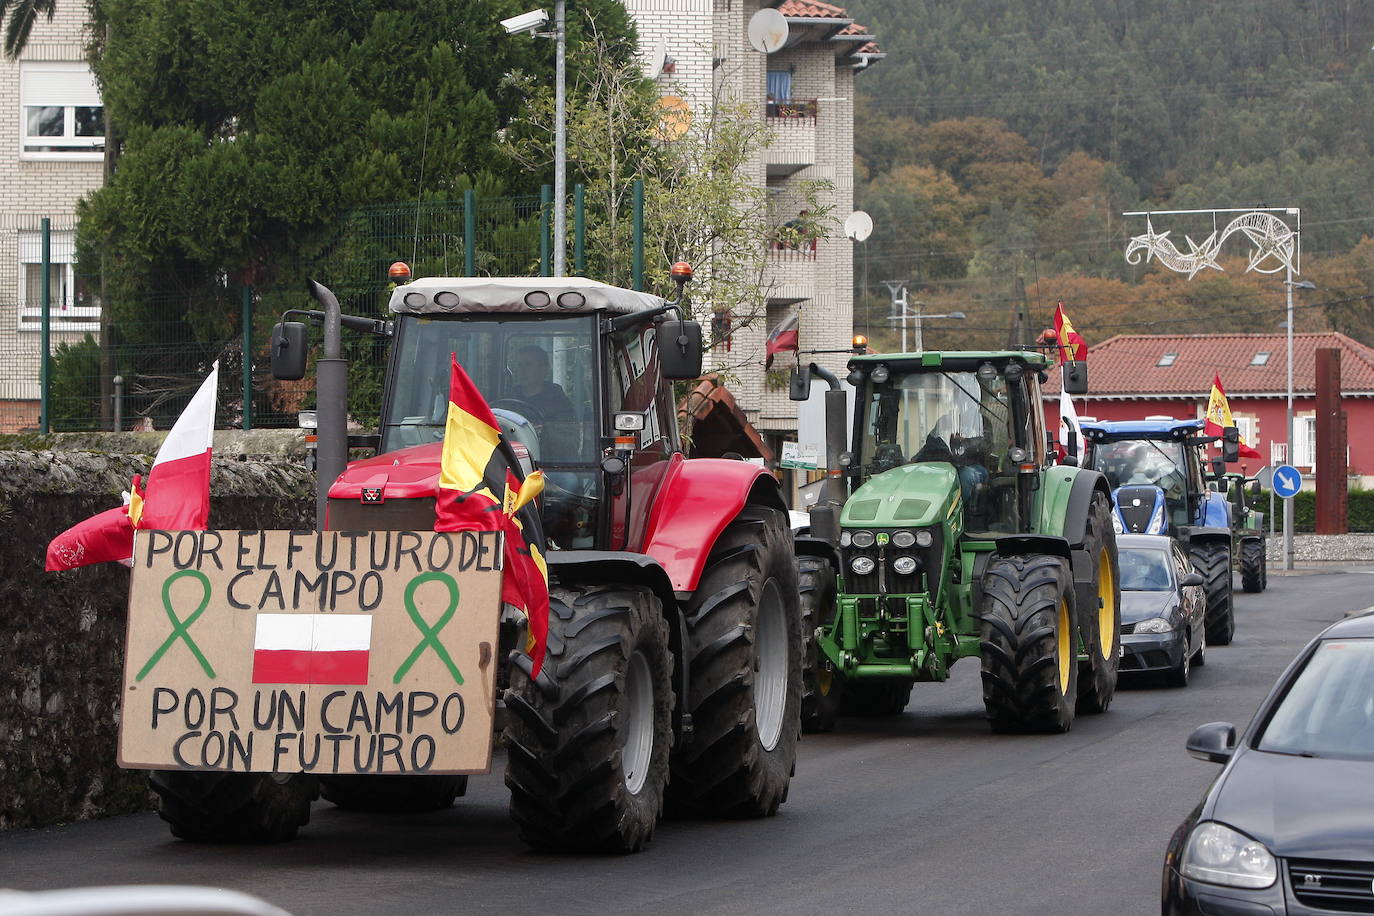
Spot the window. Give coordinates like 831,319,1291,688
1233,415,1258,452
18,229,99,331
1156,352,1177,367
1251,351,1270,366
21,62,104,159
766,70,792,102
1294,415,1317,468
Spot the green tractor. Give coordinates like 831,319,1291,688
1223,470,1268,593
793,350,1120,733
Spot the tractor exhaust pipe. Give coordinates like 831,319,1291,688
308,279,348,530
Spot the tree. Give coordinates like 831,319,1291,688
0,0,55,59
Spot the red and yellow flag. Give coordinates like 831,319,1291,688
1053,303,1087,364
434,354,551,678
1204,373,1262,459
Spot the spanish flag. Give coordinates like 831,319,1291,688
1053,303,1087,364
1204,373,1262,459
434,354,551,678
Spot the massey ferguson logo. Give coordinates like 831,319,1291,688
361,487,384,504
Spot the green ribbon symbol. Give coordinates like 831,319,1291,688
393,571,464,685
136,569,216,682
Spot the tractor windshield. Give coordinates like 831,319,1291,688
1091,439,1187,495
860,370,1014,474
382,315,598,468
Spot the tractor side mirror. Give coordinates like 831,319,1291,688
1248,479,1261,497
1210,457,1226,480
789,366,812,401
1221,426,1240,463
1062,360,1088,395
271,321,307,380
659,319,703,380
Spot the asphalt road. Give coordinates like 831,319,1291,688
4,568,1372,916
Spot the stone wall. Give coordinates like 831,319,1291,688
0,432,313,829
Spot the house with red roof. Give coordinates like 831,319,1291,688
1044,332,1374,486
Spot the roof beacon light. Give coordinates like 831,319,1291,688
852,334,868,352
388,261,411,283
670,261,694,282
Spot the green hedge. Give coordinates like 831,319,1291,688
1249,489,1374,532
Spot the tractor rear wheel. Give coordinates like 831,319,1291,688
504,584,673,853
976,555,1078,733
1077,490,1121,715
840,681,912,717
670,506,802,818
799,555,842,733
150,771,317,843
1240,539,1266,593
1190,540,1234,646
319,775,467,812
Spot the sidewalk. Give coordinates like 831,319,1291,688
1265,532,1374,565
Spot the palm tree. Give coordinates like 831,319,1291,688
0,0,57,59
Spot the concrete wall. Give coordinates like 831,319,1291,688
0,433,313,830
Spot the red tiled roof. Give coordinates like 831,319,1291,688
1044,332,1374,397
779,0,847,18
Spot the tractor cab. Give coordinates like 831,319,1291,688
1080,419,1224,535
847,352,1051,536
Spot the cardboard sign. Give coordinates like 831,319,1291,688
119,530,504,776
780,440,820,470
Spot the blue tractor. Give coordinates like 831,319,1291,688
1080,419,1239,645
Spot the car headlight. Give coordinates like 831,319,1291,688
1112,514,1124,534
892,530,916,548
1181,822,1276,889
851,556,876,575
915,530,933,548
892,556,918,575
851,530,875,548
1133,616,1172,635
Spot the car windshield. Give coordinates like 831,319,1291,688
1119,547,1172,591
1258,639,1374,759
382,315,597,466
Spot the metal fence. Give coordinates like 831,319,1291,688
5,185,647,434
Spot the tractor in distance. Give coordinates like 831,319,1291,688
1222,470,1268,593
790,347,1121,734
149,265,805,853
1079,418,1241,645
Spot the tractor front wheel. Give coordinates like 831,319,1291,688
150,771,318,843
1191,540,1234,646
670,506,802,818
977,555,1078,733
504,584,673,853
1077,490,1121,715
1240,539,1266,593
799,555,842,733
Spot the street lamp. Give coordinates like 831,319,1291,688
1282,276,1316,571
503,3,566,277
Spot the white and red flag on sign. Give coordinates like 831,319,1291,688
764,311,799,368
46,362,218,572
251,613,374,685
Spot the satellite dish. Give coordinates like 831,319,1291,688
655,96,692,141
844,210,873,242
747,9,788,54
647,38,667,78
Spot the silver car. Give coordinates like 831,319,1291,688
1117,534,1207,687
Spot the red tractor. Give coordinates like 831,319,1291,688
164,267,802,853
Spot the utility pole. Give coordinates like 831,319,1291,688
881,280,908,353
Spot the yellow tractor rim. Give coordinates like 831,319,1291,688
819,667,833,696
1098,546,1116,660
1057,598,1072,695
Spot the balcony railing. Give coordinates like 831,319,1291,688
766,97,819,120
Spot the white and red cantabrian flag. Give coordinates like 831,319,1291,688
251,613,374,685
136,360,218,530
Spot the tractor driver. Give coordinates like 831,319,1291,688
507,344,579,461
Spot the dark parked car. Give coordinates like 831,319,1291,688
1118,534,1207,687
1163,610,1374,914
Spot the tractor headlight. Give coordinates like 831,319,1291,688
892,530,916,548
1146,500,1167,535
1112,514,1124,534
1133,616,1172,635
915,530,933,548
851,556,876,575
851,530,875,548
839,531,852,547
892,556,918,575
1181,822,1276,889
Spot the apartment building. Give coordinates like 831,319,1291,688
0,6,103,432
621,0,880,455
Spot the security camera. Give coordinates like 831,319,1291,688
501,9,549,34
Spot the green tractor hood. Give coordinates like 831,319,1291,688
840,463,960,529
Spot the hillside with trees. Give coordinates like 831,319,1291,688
842,0,1374,351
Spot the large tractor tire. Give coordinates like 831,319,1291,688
1076,490,1121,715
839,681,912,717
1240,539,1267,593
1190,539,1234,646
670,505,803,818
504,584,673,853
798,555,842,733
150,771,317,843
320,775,467,812
976,555,1079,734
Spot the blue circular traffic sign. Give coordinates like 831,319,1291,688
1272,464,1303,499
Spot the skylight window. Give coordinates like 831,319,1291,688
1251,351,1270,366
1157,353,1178,367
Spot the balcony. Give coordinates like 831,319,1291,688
763,242,818,303
764,98,817,176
